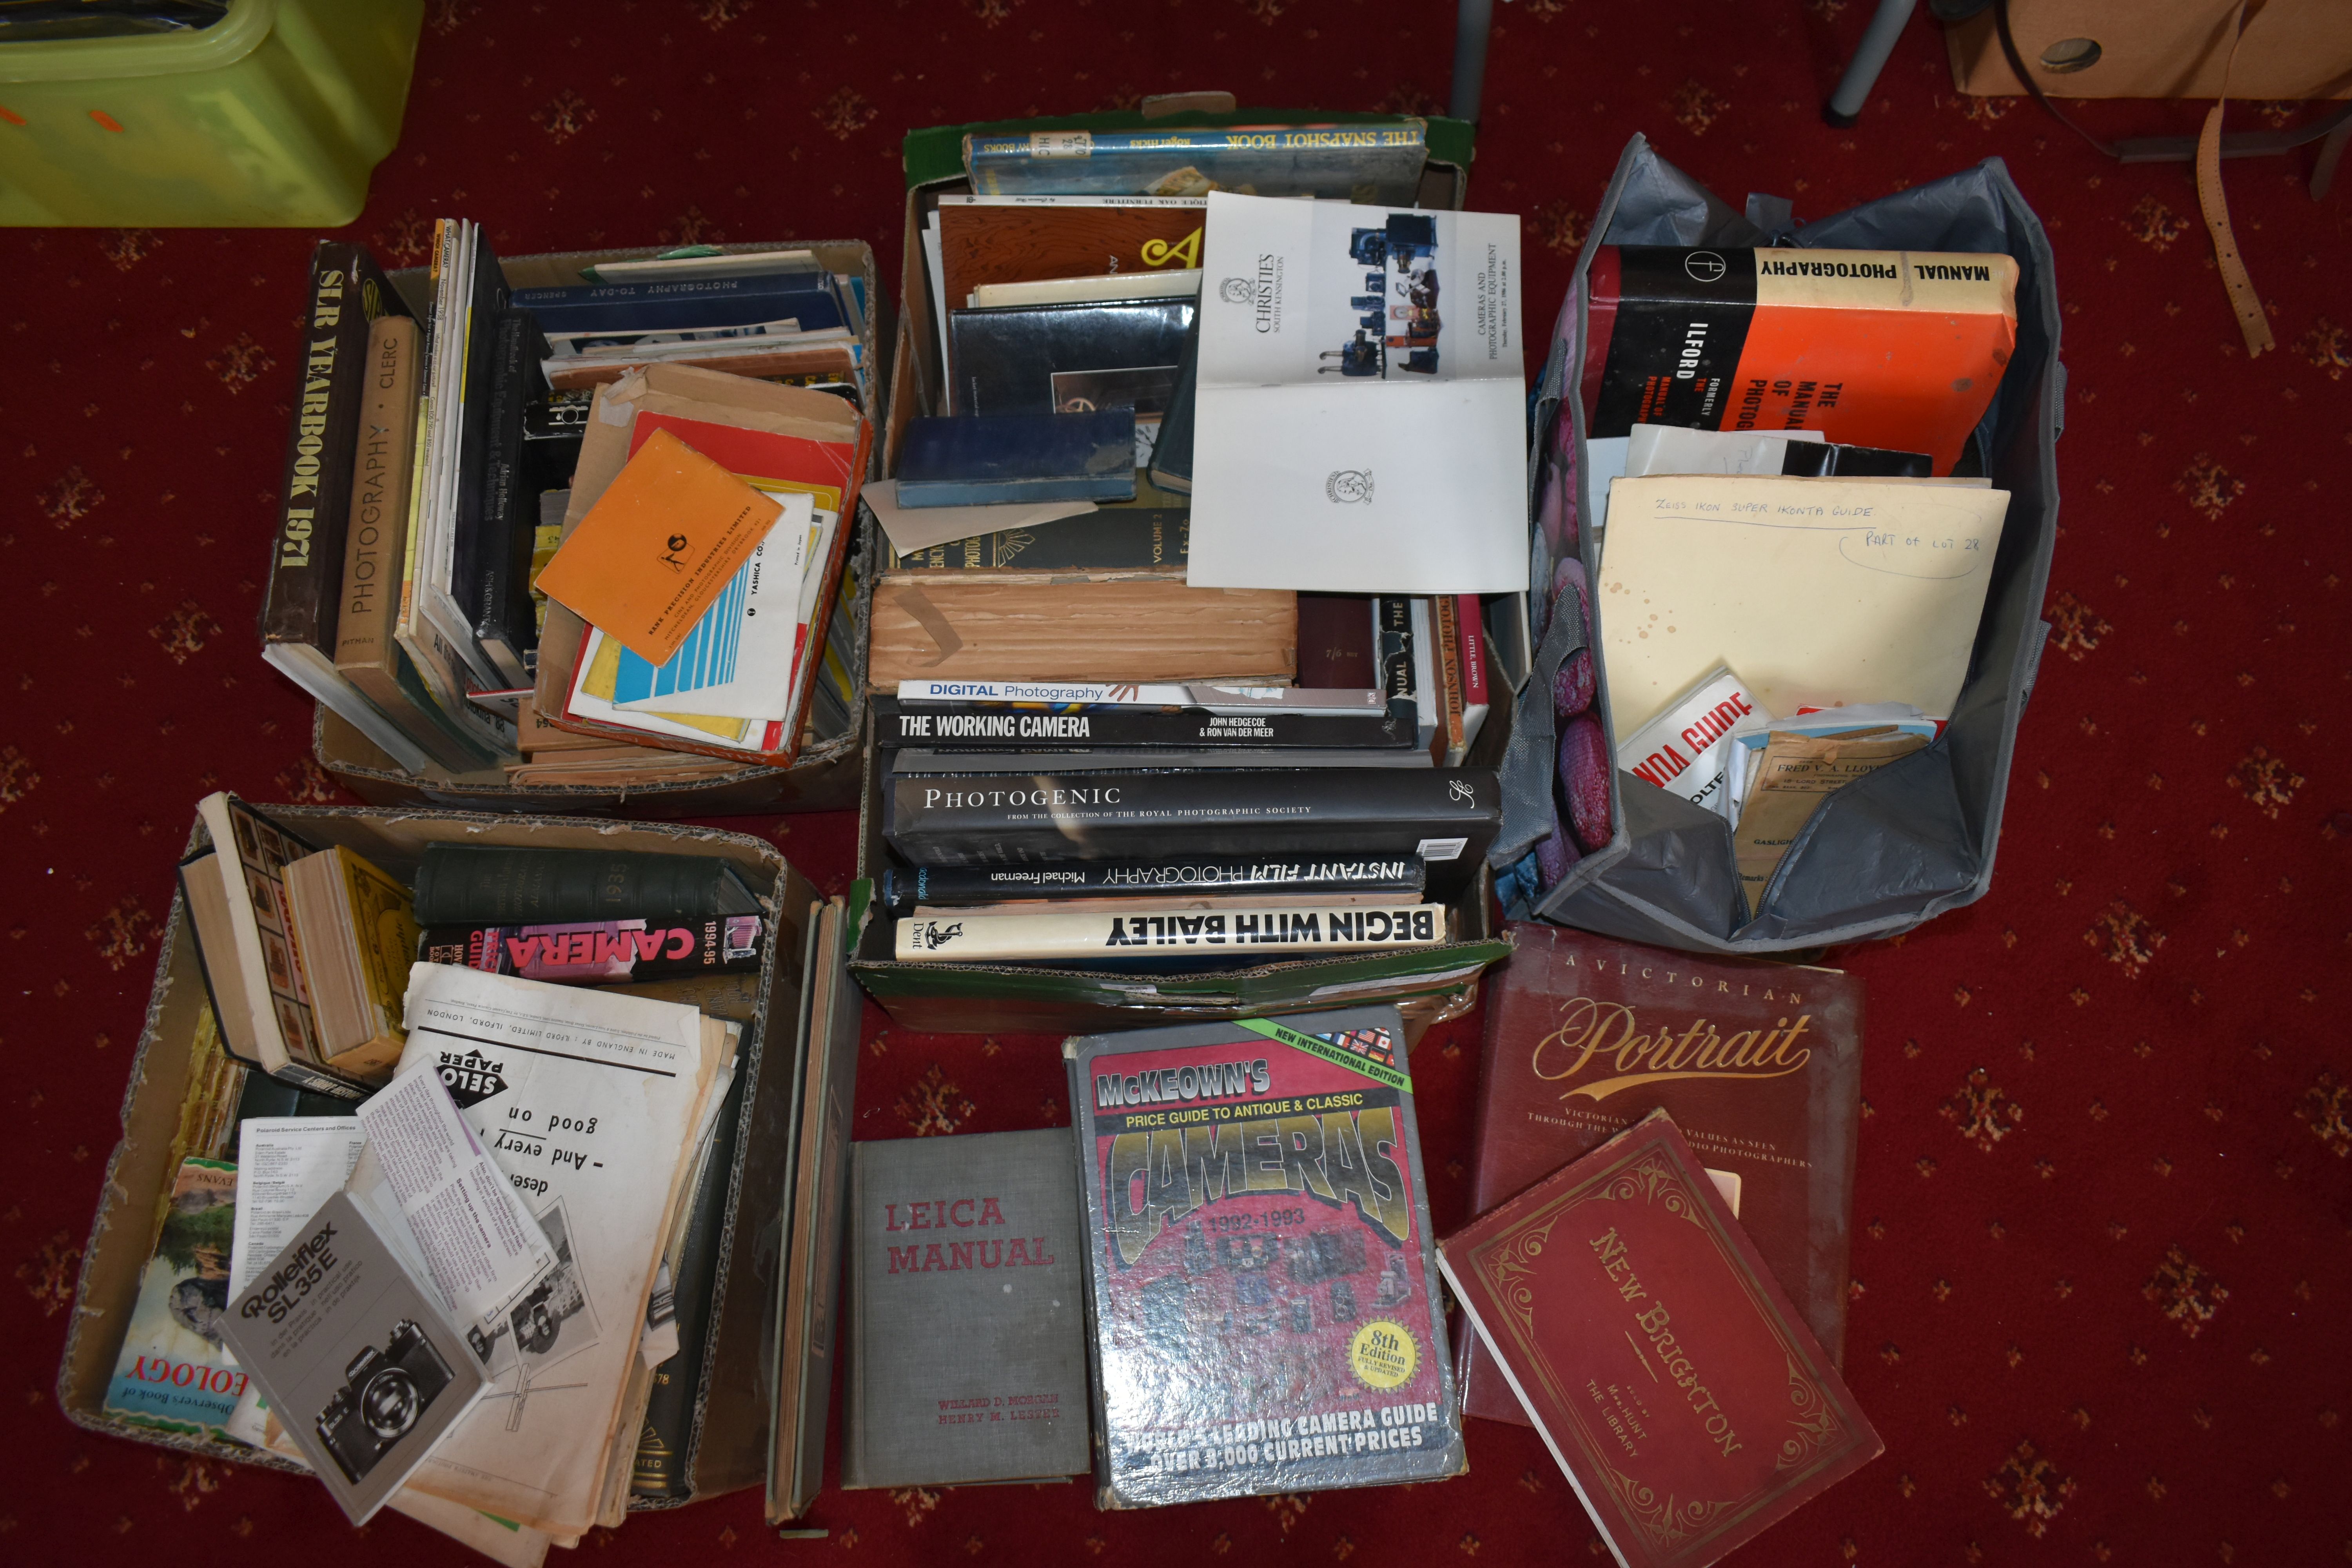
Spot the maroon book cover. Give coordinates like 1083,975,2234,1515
1460,925,1861,1425
1438,1111,1882,1568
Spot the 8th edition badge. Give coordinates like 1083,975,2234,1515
1350,1318,1419,1391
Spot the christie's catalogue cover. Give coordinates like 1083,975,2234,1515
1063,1006,1463,1508
1461,926,1862,1424
1438,1112,1882,1568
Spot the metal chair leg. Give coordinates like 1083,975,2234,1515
1824,0,1920,127
1451,0,1495,125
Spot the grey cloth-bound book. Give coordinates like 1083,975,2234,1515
844,1129,1089,1488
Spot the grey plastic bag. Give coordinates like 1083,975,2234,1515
1492,134,2062,955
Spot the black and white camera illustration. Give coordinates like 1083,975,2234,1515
314,1318,459,1485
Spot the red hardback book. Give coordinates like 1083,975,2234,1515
1459,925,1861,1425
1438,1111,1882,1568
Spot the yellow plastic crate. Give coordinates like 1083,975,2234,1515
0,0,421,227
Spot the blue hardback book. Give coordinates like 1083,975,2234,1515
896,411,1138,508
510,274,845,336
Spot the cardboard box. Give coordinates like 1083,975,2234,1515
844,726,1514,1043
1943,0,2352,99
59,805,822,1508
314,239,890,817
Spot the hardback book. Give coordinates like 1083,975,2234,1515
884,768,1501,899
947,296,1194,426
875,690,1414,753
394,219,522,763
842,1130,1089,1488
632,1054,752,1498
896,410,1138,508
971,269,1201,309
933,198,1208,348
420,915,767,986
1437,1111,1883,1568
258,241,436,774
583,248,822,285
891,507,1190,572
962,121,1428,203
1063,1006,1465,1508
410,217,513,691
329,314,488,774
864,572,1296,691
1458,924,1864,1425
880,857,1425,912
1581,247,2020,475
896,901,1444,964
410,845,764,926
1456,593,1491,752
474,307,555,686
103,1156,249,1439
1187,195,1528,595
511,273,845,337
768,899,863,1523
177,794,377,1099
1432,595,1468,767
281,845,418,1075
1147,305,1199,493
1298,594,1377,690
886,745,1429,775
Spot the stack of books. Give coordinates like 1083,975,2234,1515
258,232,871,788
869,120,1523,970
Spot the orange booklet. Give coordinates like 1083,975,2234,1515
532,426,782,664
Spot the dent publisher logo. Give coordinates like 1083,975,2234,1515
1325,469,1374,504
1218,276,1252,305
1683,250,1728,283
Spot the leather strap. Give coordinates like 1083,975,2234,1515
2198,3,2276,356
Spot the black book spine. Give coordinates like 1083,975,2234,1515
632,1056,752,1497
884,769,1499,896
447,236,512,680
260,241,409,654
1377,596,1415,702
411,847,740,926
877,697,1413,750
880,856,1427,913
889,509,1189,572
474,308,550,677
1147,307,1199,493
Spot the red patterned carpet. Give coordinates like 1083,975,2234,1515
4,2,2348,1562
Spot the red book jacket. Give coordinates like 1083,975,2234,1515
1460,924,1861,1425
1438,1112,1882,1568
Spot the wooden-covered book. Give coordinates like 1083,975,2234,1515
866,569,1295,690
1459,925,1862,1425
1437,1111,1882,1568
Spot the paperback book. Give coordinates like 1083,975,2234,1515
1064,1007,1464,1508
